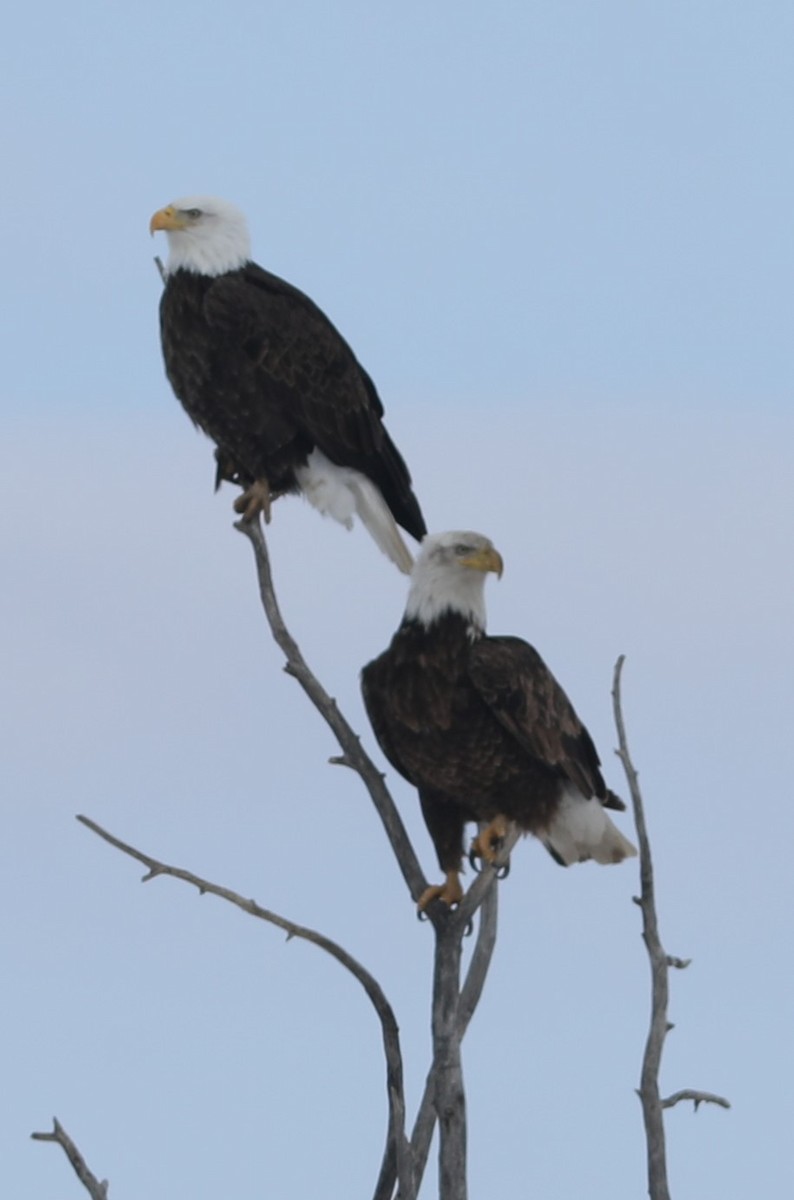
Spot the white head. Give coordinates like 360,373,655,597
405,531,504,633
149,196,251,276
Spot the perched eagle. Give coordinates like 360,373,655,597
150,196,426,572
361,531,637,908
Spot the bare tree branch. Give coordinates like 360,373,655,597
235,516,427,904
661,1090,731,1112
76,814,412,1200
430,917,468,1200
402,840,516,1200
387,877,502,1200
31,1119,108,1200
457,865,503,1036
612,655,729,1200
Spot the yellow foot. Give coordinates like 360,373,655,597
469,815,510,867
418,870,464,911
234,478,272,523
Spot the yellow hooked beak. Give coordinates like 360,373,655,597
460,546,504,578
149,205,186,235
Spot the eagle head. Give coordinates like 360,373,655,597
405,531,503,632
149,196,251,277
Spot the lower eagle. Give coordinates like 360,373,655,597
361,531,637,908
149,196,426,573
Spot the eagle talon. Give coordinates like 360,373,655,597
469,816,510,869
495,860,511,880
234,478,273,523
417,870,464,912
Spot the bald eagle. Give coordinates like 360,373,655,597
361,532,637,907
150,196,426,573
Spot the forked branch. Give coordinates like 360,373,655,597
31,1119,108,1200
235,518,506,1200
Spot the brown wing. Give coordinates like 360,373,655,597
467,635,609,801
202,263,426,539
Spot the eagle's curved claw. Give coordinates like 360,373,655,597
234,477,273,523
495,860,511,880
469,816,510,870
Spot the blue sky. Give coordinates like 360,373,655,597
3,2,793,1197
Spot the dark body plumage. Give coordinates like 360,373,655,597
158,263,426,540
362,611,621,874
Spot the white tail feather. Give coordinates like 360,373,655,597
543,787,638,866
295,449,415,574
346,474,415,574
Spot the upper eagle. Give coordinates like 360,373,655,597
150,196,427,572
361,531,636,907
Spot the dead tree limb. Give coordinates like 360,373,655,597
429,914,467,1200
235,516,427,904
31,1119,108,1200
396,833,516,1200
76,814,413,1200
383,867,503,1200
612,655,729,1200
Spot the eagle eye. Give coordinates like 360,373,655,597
184,208,202,219
454,543,472,556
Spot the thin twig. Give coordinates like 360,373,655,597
613,656,728,1200
661,1089,731,1112
76,814,411,1200
31,1119,108,1200
235,517,427,904
154,255,167,283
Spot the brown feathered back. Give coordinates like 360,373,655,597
159,262,426,540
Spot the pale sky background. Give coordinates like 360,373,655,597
2,2,793,1197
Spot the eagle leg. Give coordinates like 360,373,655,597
417,870,464,912
469,815,510,872
234,478,274,524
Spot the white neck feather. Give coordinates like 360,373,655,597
404,561,488,633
